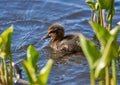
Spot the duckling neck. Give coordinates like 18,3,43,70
52,36,63,42
52,38,63,42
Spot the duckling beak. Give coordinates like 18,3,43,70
41,34,50,40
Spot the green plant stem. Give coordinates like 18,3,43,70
112,59,117,85
105,66,110,85
99,79,104,85
3,59,8,85
9,55,13,85
99,8,103,26
108,0,114,31
102,10,107,28
108,18,113,31
90,68,95,85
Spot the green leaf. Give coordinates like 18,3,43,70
0,25,13,58
95,37,114,78
37,59,53,85
79,34,101,69
97,0,115,21
97,0,113,9
86,0,95,10
110,26,120,58
106,0,115,21
95,26,120,77
110,25,120,39
89,21,111,47
0,37,2,45
89,21,120,59
107,8,115,21
22,45,39,84
22,61,36,83
27,45,39,73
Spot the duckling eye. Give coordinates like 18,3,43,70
48,31,55,37
49,30,56,34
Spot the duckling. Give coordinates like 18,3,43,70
42,23,82,55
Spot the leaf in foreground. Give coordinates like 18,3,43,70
95,37,114,78
0,25,13,58
27,45,39,73
37,59,53,85
79,34,101,69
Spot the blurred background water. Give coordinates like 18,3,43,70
0,0,120,85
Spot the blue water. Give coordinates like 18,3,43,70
0,0,120,85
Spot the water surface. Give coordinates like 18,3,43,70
0,0,120,85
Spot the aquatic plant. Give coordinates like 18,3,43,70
80,22,120,85
22,45,53,85
0,26,53,85
0,25,13,85
86,0,114,30
79,0,120,85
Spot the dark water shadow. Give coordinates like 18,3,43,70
41,46,90,85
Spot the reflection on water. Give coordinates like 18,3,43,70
0,0,120,85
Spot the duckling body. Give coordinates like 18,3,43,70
42,23,82,54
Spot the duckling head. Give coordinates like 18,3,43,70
42,23,64,41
